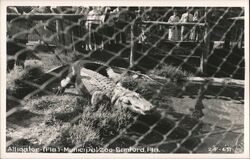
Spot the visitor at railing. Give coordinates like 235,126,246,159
86,7,105,51
168,10,180,41
110,7,129,44
191,9,203,42
101,7,116,45
179,8,193,41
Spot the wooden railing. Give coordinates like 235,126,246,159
7,13,210,74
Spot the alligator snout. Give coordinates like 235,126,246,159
132,104,156,115
143,105,157,114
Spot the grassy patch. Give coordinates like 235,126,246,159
36,53,63,71
36,49,84,71
7,62,44,99
120,75,177,110
148,64,193,82
8,94,134,149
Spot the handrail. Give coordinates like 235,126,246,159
7,13,86,21
141,20,206,27
7,14,207,28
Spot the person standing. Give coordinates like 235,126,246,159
192,10,202,41
179,8,193,41
101,7,116,45
111,7,129,44
86,7,104,50
168,10,180,41
71,7,88,53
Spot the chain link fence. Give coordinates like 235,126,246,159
6,6,245,154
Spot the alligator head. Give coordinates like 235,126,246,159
113,90,155,115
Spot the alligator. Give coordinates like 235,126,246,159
56,60,155,115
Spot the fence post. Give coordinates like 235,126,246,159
200,8,210,75
130,22,134,68
56,19,67,54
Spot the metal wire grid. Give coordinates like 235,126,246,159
6,6,245,153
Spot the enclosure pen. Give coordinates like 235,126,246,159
4,6,246,155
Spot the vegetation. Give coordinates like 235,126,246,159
6,56,242,153
8,93,133,149
148,64,193,82
6,59,179,150
7,61,44,99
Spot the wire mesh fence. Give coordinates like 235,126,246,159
6,6,245,154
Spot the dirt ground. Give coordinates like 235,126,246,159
171,95,244,153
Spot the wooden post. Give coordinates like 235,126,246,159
130,22,134,68
200,8,210,75
56,19,67,54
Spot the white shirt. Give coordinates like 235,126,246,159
180,12,194,22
